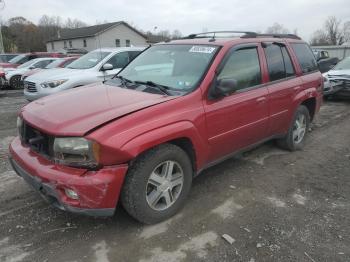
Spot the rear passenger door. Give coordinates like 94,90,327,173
263,42,303,136
204,44,269,162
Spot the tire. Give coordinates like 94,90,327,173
9,75,23,89
121,144,193,224
277,105,310,151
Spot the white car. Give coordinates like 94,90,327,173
323,57,350,98
24,47,145,101
4,57,58,89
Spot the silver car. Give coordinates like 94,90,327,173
24,47,145,101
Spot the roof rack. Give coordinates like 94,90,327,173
183,31,301,41
247,33,301,40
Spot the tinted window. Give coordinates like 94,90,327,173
281,46,295,77
264,44,285,81
34,59,54,68
291,43,318,73
218,47,261,90
264,44,295,81
106,52,130,69
128,51,140,61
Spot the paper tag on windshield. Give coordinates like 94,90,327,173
189,46,216,54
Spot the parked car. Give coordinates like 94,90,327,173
21,56,79,82
312,49,339,73
4,58,58,89
0,52,64,69
323,56,350,98
0,53,20,63
10,32,322,223
23,47,144,101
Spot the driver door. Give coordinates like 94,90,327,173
203,44,269,162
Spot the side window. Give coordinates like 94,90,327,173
33,60,53,68
105,52,130,69
264,44,295,81
218,47,262,91
128,51,140,61
64,41,67,48
83,39,87,48
264,44,285,81
126,40,131,47
291,43,318,73
115,39,120,47
281,46,295,77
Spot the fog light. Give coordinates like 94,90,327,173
64,188,79,200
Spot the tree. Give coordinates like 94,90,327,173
64,18,87,29
310,16,350,46
171,30,182,39
324,16,343,45
265,23,290,34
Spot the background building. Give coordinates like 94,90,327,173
46,21,148,52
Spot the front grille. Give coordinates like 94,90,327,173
24,81,37,93
20,122,53,157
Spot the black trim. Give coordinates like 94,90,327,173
195,134,285,176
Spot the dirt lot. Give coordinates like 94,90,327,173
0,91,349,262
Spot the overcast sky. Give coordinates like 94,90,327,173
1,0,350,40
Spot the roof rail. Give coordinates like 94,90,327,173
184,31,257,39
243,33,301,40
183,31,301,41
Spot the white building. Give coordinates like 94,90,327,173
46,21,148,52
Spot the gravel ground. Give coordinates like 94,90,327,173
0,92,349,262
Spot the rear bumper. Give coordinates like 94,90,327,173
9,137,129,217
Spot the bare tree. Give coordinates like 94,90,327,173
64,18,88,29
265,23,290,34
324,16,343,45
171,29,182,39
310,29,329,46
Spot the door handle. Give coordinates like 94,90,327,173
256,97,266,103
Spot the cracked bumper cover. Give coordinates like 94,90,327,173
9,137,128,217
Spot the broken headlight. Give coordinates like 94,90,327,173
53,137,100,168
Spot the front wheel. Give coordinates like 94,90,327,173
9,75,23,89
121,144,193,224
277,105,310,151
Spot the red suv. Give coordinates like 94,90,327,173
9,32,322,223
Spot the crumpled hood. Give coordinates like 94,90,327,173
21,83,176,136
326,69,350,78
26,68,88,83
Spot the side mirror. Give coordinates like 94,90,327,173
216,78,238,96
101,63,113,71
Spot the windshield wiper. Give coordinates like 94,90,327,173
134,80,172,95
113,75,134,87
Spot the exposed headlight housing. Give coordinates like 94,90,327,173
53,137,100,168
41,79,67,88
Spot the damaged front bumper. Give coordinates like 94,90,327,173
9,137,128,217
323,76,350,97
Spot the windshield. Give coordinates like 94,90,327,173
118,44,218,92
9,54,28,64
333,57,350,70
67,51,110,69
17,59,37,69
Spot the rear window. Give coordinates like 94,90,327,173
291,43,318,74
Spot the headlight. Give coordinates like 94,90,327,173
17,116,23,139
40,79,67,88
53,137,100,168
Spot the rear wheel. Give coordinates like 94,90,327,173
121,144,193,224
277,105,310,151
9,75,22,89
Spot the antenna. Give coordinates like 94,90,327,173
97,34,106,83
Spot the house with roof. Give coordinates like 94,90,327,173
46,21,148,52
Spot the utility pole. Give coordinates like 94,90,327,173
0,0,5,53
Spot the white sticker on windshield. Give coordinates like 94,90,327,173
189,46,216,54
